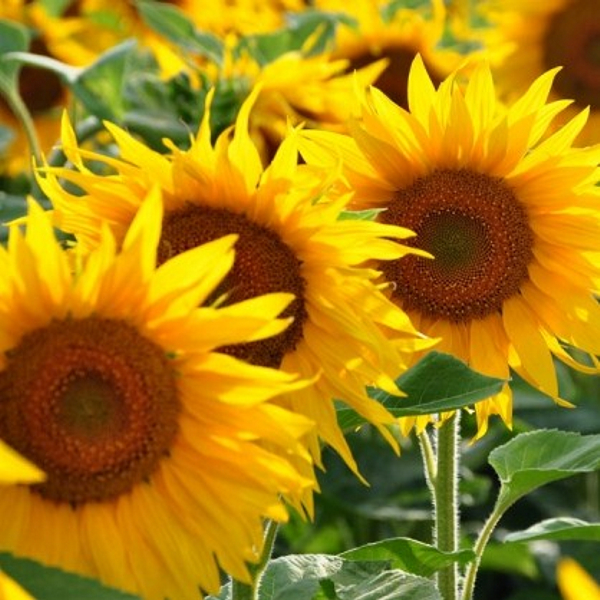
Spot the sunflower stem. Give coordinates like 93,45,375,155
231,519,279,600
433,414,460,600
460,500,507,600
1,87,41,169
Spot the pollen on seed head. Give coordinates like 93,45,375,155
380,169,534,323
158,203,308,368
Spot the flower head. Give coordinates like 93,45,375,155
0,193,316,600
479,0,600,144
300,55,600,437
37,87,430,484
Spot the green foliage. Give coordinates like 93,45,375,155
340,538,474,576
137,1,223,64
336,351,506,430
208,554,442,600
504,517,600,543
0,19,31,91
489,430,600,510
0,553,140,600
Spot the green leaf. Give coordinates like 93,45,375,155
237,10,354,65
0,19,31,89
479,542,539,580
338,209,386,221
336,351,506,430
489,430,600,509
503,518,600,543
340,537,474,577
254,554,440,600
72,40,136,120
137,1,223,64
0,553,140,600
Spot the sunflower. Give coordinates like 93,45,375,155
312,0,466,111
479,0,600,145
557,558,600,600
299,55,600,437
173,0,307,36
217,48,385,163
0,192,317,600
37,87,430,481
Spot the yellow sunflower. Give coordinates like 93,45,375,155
174,0,307,36
299,55,600,437
479,0,600,144
312,0,466,110
557,558,600,600
216,47,385,163
37,87,430,482
0,192,317,600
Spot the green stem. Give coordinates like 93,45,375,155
460,500,508,600
2,88,41,168
419,430,437,493
434,414,461,600
231,519,279,600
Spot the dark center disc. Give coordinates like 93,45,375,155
158,204,308,367
380,169,534,322
543,0,600,108
0,317,180,504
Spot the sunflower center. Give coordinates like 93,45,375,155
348,45,442,109
0,317,180,504
158,204,307,367
543,0,600,108
380,169,533,322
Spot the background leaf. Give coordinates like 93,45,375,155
337,352,506,430
254,554,441,600
488,430,600,509
0,553,140,600
339,537,474,577
503,517,600,543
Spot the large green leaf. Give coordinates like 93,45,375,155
339,537,474,577
503,518,600,543
488,430,600,510
0,553,140,600
72,40,136,120
255,555,441,600
337,351,505,430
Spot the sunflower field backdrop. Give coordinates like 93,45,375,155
1,1,600,600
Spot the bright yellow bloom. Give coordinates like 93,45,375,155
557,558,600,600
37,88,430,489
175,0,306,36
216,48,384,163
478,0,600,144
313,0,465,110
300,55,600,437
0,193,316,600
